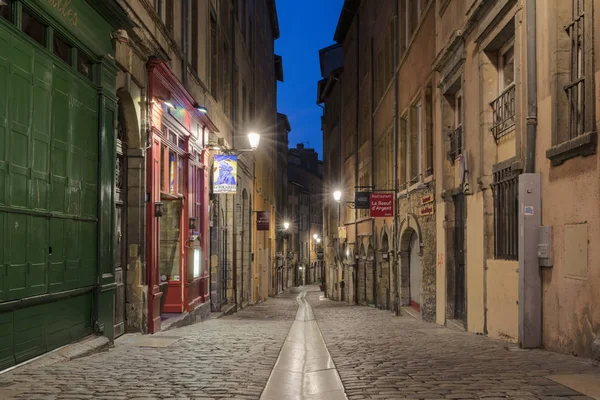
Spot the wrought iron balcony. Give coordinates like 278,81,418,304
490,83,516,142
448,125,462,161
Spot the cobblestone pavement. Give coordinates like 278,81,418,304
308,292,599,400
0,292,298,400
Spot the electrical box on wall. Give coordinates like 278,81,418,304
538,226,553,267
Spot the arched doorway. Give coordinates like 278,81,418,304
409,231,421,311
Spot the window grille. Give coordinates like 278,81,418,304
491,164,519,260
565,0,586,139
448,125,462,161
490,83,516,141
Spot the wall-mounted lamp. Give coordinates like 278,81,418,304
155,202,164,217
248,132,260,150
189,217,197,230
313,233,318,240
316,238,321,244
333,190,342,202
283,221,290,230
195,105,208,114
157,97,175,109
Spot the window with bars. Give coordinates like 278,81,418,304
490,42,516,141
565,0,586,140
448,90,463,161
491,163,519,260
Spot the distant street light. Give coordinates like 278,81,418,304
313,233,318,240
316,238,321,244
283,221,290,230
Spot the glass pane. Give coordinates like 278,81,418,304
178,137,185,151
160,145,165,192
170,132,177,144
53,35,70,64
77,52,93,80
22,8,46,46
178,156,184,194
0,0,13,23
169,151,176,194
503,47,515,88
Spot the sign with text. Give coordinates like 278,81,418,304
213,155,237,194
338,226,347,239
420,194,434,205
370,193,394,217
354,192,371,209
256,211,270,231
419,205,435,216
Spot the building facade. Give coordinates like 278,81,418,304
320,0,600,361
287,144,324,287
275,112,290,293
0,0,131,369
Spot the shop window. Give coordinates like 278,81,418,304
178,156,184,194
22,8,46,46
77,52,93,80
53,34,71,64
0,0,13,24
169,150,176,194
160,145,166,192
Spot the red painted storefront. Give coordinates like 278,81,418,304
147,60,215,333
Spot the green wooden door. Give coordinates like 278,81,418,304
0,20,98,369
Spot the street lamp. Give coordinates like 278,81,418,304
248,132,260,150
283,221,290,230
313,233,318,240
316,237,321,244
333,190,342,202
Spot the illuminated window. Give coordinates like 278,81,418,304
169,150,176,194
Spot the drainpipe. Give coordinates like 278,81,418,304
525,0,537,173
231,3,238,309
392,0,400,314
354,13,360,306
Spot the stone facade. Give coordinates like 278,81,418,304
320,0,600,360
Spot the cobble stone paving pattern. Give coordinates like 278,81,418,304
0,292,298,400
308,293,599,400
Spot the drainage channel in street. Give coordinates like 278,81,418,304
260,288,347,400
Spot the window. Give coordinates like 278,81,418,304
178,156,184,194
160,145,166,192
53,34,71,64
376,125,394,190
78,52,93,80
359,102,369,146
22,8,46,46
492,163,519,260
374,20,394,102
210,13,218,100
409,102,422,183
491,42,516,141
565,0,587,139
425,86,433,176
223,43,231,116
0,0,13,23
165,0,173,33
191,0,198,72
449,90,463,160
169,150,176,194
399,116,408,187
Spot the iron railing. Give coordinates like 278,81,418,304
448,125,462,161
490,83,516,141
491,164,519,260
565,1,586,140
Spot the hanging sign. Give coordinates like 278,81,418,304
338,226,347,239
213,155,237,194
355,192,371,209
256,211,270,231
420,194,434,205
370,193,394,217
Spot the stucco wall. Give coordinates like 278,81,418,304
435,202,446,326
486,260,518,342
466,193,485,333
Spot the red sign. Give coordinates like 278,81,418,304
370,193,394,217
256,211,270,231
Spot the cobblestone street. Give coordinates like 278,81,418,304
307,292,599,400
0,288,598,400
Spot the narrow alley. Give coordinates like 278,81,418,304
0,287,597,400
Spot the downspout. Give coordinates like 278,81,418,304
354,14,360,305
525,0,537,173
369,36,374,306
392,0,399,314
231,3,238,309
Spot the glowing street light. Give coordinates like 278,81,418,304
283,221,290,230
333,190,342,202
313,233,318,240
248,132,260,150
316,238,321,244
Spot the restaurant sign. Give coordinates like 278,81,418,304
256,211,270,231
369,193,394,217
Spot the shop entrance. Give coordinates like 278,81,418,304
160,199,183,314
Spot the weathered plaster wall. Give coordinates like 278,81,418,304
466,193,485,334
486,259,518,342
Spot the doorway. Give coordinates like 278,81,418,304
454,193,466,321
113,103,127,338
409,231,421,311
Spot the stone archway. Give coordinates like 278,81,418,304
399,226,422,309
116,89,143,334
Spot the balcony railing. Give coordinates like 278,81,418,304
448,125,462,161
490,83,516,142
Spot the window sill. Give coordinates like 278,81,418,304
546,131,597,166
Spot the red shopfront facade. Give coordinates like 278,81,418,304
147,60,215,333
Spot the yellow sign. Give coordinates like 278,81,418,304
338,226,347,239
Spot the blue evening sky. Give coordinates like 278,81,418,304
276,0,344,160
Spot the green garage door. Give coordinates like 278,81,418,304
0,21,98,370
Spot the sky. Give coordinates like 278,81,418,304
275,0,344,160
